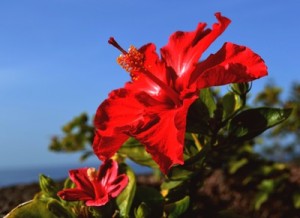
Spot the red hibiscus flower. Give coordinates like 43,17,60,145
93,12,268,174
57,159,128,206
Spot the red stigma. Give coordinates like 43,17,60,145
108,37,127,54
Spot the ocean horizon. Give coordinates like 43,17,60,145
0,161,152,188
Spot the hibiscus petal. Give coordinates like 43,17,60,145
89,179,111,205
93,129,129,161
139,43,170,84
94,88,144,132
98,159,118,185
68,168,94,194
124,43,176,105
86,194,109,207
161,12,230,86
193,42,268,88
107,174,129,198
131,97,196,174
93,88,146,160
57,188,92,201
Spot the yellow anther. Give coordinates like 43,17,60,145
108,37,181,106
87,167,97,181
117,46,145,77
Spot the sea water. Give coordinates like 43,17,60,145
0,160,152,188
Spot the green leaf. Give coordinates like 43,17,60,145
164,196,190,218
254,192,268,210
63,178,75,189
293,192,300,209
5,200,58,218
134,202,151,218
228,107,292,141
231,82,251,96
80,150,94,161
167,142,209,181
167,166,194,181
133,187,163,217
254,179,276,210
186,88,217,134
47,199,74,218
228,158,248,174
116,163,136,218
222,92,242,118
160,180,189,205
199,88,216,117
186,99,210,134
134,186,163,206
161,180,184,191
48,113,94,155
118,138,158,169
39,174,59,198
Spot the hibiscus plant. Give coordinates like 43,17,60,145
5,13,294,218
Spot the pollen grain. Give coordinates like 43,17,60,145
117,46,145,79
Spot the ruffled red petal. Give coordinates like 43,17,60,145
161,12,231,89
193,42,268,89
93,129,129,161
68,168,94,194
85,194,109,207
57,188,92,201
107,174,129,198
93,88,146,161
94,88,144,132
132,97,196,173
98,159,118,185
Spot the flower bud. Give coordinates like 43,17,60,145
231,82,252,96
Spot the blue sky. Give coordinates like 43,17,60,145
0,0,299,170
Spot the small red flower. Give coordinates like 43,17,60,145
57,159,128,206
93,12,268,174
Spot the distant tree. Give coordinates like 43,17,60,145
254,82,300,163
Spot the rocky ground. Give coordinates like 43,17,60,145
1,168,300,218
0,182,41,217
